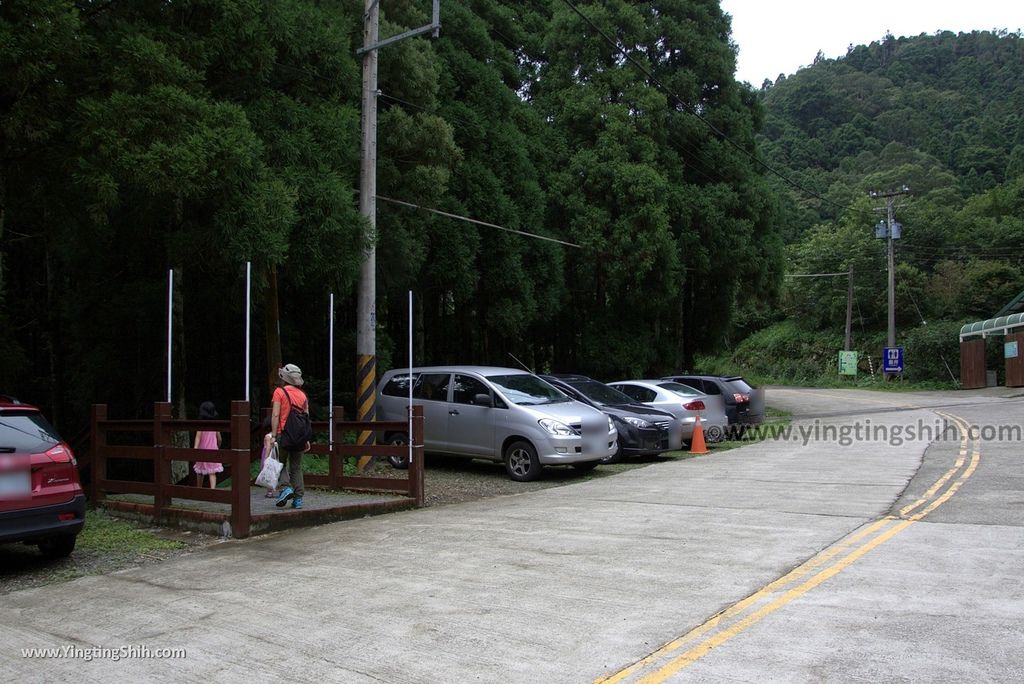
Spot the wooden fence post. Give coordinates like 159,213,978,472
89,404,107,505
230,400,251,538
411,404,425,507
153,401,173,520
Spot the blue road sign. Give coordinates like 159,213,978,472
883,346,904,374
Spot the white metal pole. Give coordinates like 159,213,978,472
166,269,173,404
329,292,335,448
245,261,251,401
408,289,413,462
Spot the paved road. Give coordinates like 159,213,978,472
2,387,1022,682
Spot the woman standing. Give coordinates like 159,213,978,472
271,364,309,509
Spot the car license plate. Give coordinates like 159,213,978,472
582,431,606,456
0,470,31,497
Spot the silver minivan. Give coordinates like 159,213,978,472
376,366,617,481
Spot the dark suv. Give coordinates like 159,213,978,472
541,375,681,462
0,396,86,558
661,375,765,425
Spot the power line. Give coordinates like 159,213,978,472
376,195,581,248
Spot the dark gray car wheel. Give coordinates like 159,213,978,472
504,440,541,482
387,433,410,469
600,442,623,464
704,424,725,443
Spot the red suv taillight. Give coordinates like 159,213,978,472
683,400,705,411
45,444,76,465
733,393,750,404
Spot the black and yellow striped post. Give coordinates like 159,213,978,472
356,353,376,470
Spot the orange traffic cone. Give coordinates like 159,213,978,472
689,414,708,455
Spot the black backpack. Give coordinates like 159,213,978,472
279,388,312,451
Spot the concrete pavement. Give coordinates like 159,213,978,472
1,388,1021,682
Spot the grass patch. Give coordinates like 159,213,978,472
77,509,185,553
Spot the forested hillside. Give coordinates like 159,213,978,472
4,2,1020,432
714,29,1024,384
1,0,778,430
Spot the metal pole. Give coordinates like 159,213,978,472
329,292,335,449
844,266,853,352
166,269,173,403
356,0,380,468
408,289,413,465
245,261,251,401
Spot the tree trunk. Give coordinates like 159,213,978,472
264,264,282,395
170,266,190,484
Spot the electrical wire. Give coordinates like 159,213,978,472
378,193,585,246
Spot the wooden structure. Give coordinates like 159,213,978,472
959,339,987,390
89,401,424,538
1007,331,1024,388
959,311,1024,389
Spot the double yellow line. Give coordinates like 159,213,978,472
596,411,981,684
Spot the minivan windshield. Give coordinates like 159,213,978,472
568,380,634,406
487,374,570,405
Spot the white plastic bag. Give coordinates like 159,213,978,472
255,444,283,490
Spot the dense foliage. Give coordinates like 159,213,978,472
8,3,1017,433
729,29,1024,384
1,0,776,430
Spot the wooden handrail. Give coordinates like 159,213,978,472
90,401,425,536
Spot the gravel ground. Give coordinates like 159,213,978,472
0,452,690,595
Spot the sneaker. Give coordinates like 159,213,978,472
292,497,304,510
275,486,294,507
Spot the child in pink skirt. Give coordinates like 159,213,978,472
193,401,223,488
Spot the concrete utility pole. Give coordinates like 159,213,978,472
356,1,440,468
870,186,909,378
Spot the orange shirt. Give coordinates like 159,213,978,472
273,385,308,434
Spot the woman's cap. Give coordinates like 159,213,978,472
278,363,304,386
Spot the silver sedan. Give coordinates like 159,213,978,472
607,380,729,442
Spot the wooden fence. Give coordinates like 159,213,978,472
89,401,424,538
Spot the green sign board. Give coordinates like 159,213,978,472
1006,341,1019,359
838,350,859,376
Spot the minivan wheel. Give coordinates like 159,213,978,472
504,440,541,482
38,534,76,559
387,433,410,469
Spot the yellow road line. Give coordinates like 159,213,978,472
899,412,969,517
594,517,899,684
598,411,980,684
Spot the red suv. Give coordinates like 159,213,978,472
0,396,86,558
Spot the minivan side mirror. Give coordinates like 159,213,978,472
474,393,493,407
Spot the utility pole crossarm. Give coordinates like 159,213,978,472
357,0,441,54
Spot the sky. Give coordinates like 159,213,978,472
720,0,1024,86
